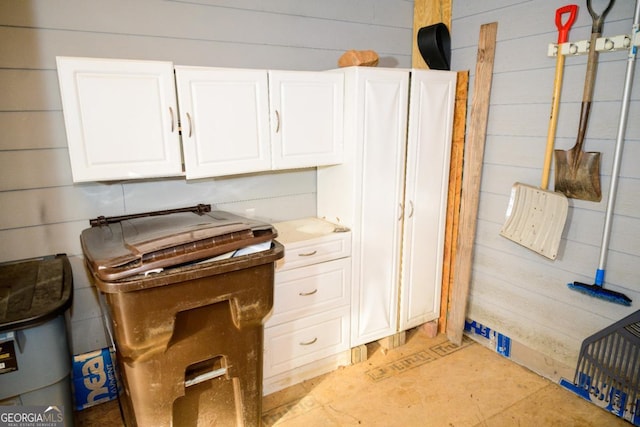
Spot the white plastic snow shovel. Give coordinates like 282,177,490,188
499,5,576,260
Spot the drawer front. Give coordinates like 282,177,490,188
263,307,350,378
276,232,350,271
267,258,351,326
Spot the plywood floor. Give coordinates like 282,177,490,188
74,330,630,426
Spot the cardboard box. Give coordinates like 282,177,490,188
72,348,119,410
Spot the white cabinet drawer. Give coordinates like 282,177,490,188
276,231,350,271
263,307,350,378
273,217,350,271
267,258,350,326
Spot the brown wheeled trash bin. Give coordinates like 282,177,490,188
80,205,283,427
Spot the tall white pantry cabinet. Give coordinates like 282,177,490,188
317,67,456,347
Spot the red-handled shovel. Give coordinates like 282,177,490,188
500,5,577,260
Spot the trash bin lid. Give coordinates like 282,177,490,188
81,209,277,281
0,254,73,332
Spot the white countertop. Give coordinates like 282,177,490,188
273,217,349,244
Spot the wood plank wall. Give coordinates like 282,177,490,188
0,0,413,355
451,0,640,372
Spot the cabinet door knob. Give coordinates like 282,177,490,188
275,110,281,133
398,203,404,221
169,107,175,132
299,289,318,296
299,337,318,346
408,200,414,218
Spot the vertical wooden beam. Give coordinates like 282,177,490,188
447,23,498,346
438,70,468,334
412,0,451,68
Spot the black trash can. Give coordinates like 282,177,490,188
80,205,283,427
0,254,73,426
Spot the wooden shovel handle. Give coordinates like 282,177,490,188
542,5,577,189
582,32,601,104
573,0,614,156
573,31,599,161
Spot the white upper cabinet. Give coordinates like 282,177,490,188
269,70,344,170
56,57,183,182
57,58,344,182
174,67,271,179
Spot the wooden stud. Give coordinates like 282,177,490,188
438,71,469,334
378,331,407,352
351,344,368,364
412,0,452,68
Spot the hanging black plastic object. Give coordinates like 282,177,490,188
417,23,451,70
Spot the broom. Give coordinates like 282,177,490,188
567,0,638,306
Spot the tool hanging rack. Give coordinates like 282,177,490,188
548,27,640,57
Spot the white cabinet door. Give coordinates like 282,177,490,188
353,69,408,346
269,70,343,170
399,70,456,330
56,57,182,182
174,67,271,178
318,67,409,347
